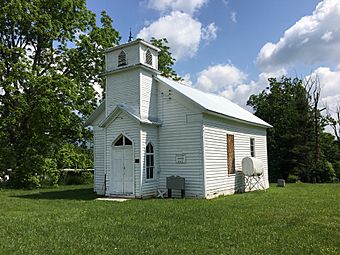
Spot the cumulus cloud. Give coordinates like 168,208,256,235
192,64,287,106
307,67,340,113
201,22,218,41
137,11,202,60
196,64,247,93
219,69,287,107
257,0,340,71
139,0,217,61
181,73,193,86
147,0,208,16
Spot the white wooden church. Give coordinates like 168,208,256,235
85,39,271,199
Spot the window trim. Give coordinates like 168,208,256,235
145,142,155,180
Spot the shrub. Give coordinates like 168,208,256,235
287,174,300,183
311,160,336,183
333,160,340,181
58,170,93,185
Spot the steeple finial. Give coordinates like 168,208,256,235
128,28,133,42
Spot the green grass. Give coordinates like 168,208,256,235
0,184,339,255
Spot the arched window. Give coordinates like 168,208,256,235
145,49,152,66
145,143,154,179
114,135,132,146
118,51,127,67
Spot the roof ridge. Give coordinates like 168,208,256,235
155,75,272,128
158,75,236,103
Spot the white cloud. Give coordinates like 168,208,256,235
321,31,333,42
196,64,247,93
147,0,208,16
222,0,229,6
222,69,287,107
201,22,218,41
139,0,218,61
137,12,202,60
93,82,103,102
307,67,340,113
181,73,193,86
192,64,287,106
230,12,237,23
257,0,340,71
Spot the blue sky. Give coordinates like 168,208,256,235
87,0,340,113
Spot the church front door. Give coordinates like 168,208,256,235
110,135,134,195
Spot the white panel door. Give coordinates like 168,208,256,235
111,146,133,195
123,147,134,194
112,148,124,193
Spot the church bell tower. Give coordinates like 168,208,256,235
103,39,161,120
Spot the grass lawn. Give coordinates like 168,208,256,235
0,183,339,255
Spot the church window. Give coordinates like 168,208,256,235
146,143,154,179
114,135,132,146
118,51,127,67
145,49,152,66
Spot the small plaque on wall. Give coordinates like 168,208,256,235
134,159,140,163
175,154,186,164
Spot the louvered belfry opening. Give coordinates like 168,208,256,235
118,50,127,67
145,49,152,66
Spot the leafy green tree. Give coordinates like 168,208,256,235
150,38,181,81
0,0,120,187
56,143,93,170
247,76,315,181
0,1,180,188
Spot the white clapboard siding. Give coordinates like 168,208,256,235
140,70,158,120
140,44,159,70
106,69,140,116
140,126,159,198
157,86,204,198
106,43,140,71
203,114,269,198
105,111,141,197
92,110,106,195
93,126,105,195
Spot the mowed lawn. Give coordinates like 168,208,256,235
0,184,339,255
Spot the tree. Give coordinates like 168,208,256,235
247,76,315,181
0,1,180,188
150,38,181,81
247,75,339,182
0,0,120,187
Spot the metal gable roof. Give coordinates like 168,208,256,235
84,100,106,126
99,103,162,128
155,75,272,128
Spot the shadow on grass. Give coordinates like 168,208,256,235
12,188,96,201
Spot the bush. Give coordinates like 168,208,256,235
58,170,93,185
311,160,336,183
333,161,340,181
287,174,300,183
